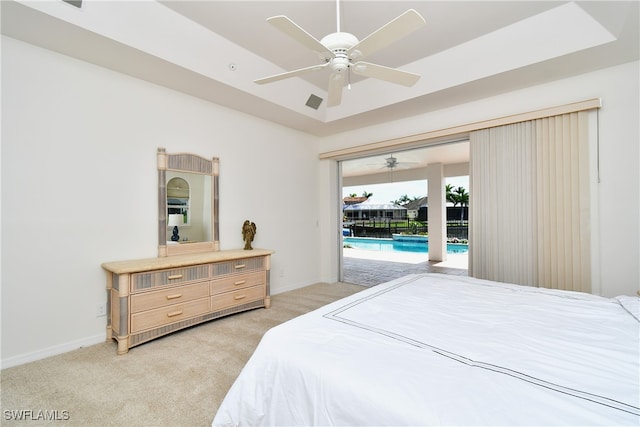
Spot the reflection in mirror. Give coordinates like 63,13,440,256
158,148,219,257
167,177,189,223
166,172,213,242
167,176,188,242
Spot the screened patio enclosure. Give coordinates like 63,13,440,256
343,200,408,221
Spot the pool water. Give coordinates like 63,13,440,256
343,237,469,254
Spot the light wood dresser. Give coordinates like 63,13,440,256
102,248,273,354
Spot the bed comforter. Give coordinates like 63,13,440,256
213,273,640,426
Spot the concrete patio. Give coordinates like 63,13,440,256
342,248,468,287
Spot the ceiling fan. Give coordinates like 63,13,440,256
377,154,419,183
366,154,418,171
384,154,419,170
254,0,426,107
385,155,400,169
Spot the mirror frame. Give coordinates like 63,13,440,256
157,147,219,257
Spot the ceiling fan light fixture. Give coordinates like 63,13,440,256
331,57,350,73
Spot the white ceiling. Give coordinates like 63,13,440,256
2,1,638,139
341,140,470,179
1,1,637,178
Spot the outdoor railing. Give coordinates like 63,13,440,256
344,219,468,240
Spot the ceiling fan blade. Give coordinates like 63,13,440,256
254,62,329,85
267,15,334,58
351,62,421,87
347,9,425,60
327,73,344,107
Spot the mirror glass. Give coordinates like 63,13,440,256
158,148,219,257
167,176,189,225
166,173,212,242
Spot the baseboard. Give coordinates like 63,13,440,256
1,333,107,370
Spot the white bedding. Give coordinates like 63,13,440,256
212,274,640,426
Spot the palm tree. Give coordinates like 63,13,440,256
445,184,456,205
453,186,469,223
362,191,373,199
392,194,411,205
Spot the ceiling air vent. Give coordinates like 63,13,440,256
305,94,323,110
62,0,82,8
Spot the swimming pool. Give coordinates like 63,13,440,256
343,237,468,254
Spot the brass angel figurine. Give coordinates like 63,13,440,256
242,220,256,250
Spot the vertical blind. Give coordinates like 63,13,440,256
469,111,592,292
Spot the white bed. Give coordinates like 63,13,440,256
212,273,640,426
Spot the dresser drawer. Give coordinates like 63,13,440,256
211,257,265,277
211,285,266,311
130,282,209,313
131,298,210,333
131,265,210,292
210,271,265,295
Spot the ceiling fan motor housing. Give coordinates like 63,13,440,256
320,32,359,72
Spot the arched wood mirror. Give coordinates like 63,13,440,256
158,148,219,257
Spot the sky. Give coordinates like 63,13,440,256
343,176,469,204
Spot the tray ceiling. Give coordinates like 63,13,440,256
2,1,638,136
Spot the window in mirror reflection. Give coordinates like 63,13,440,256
166,172,212,243
167,177,190,225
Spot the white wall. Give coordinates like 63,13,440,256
1,36,320,367
318,61,640,298
3,34,638,367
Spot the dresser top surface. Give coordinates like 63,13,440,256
102,248,274,274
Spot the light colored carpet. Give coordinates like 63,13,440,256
1,282,364,427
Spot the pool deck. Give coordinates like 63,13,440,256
342,248,468,287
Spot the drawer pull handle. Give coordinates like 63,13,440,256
167,274,183,280
166,293,182,300
234,264,246,269
234,295,247,300
167,310,183,317
234,280,246,286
